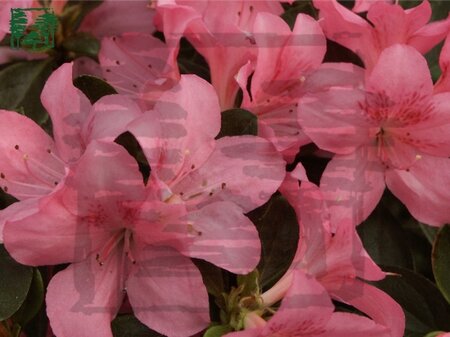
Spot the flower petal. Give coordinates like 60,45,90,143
82,95,143,143
320,146,386,227
263,270,333,335
330,279,405,337
298,87,372,155
182,201,261,274
126,245,209,337
0,110,63,200
46,252,124,337
173,136,285,212
3,192,110,266
129,75,221,186
367,45,433,104
385,155,450,227
40,63,92,163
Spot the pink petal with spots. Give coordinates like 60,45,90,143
46,251,124,337
386,155,450,227
99,33,178,103
126,245,209,337
172,136,285,212
0,110,64,200
366,45,433,104
41,63,92,163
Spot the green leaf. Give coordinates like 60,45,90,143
177,37,211,82
203,325,232,337
374,266,450,336
12,268,45,326
216,109,258,138
111,315,164,337
73,75,117,104
432,224,450,305
193,259,226,298
62,32,100,60
247,194,299,290
0,245,33,321
0,59,55,125
357,194,414,269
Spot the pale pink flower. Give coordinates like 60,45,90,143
298,44,450,227
314,0,450,72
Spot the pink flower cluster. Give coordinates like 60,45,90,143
1,1,449,337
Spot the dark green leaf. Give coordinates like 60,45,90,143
193,259,226,298
111,315,163,337
432,224,450,304
177,38,210,82
374,266,450,336
0,59,55,125
73,75,117,104
216,109,258,138
247,194,299,290
0,245,33,321
62,32,100,60
12,268,45,326
203,325,232,337
357,196,414,269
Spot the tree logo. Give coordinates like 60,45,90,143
10,8,57,51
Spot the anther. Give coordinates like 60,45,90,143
14,145,19,150
0,173,4,179
221,182,226,189
115,60,120,65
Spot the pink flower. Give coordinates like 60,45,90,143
236,12,326,161
4,75,286,337
298,44,450,227
154,0,287,109
225,270,389,337
260,165,404,337
0,62,141,241
314,0,450,72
